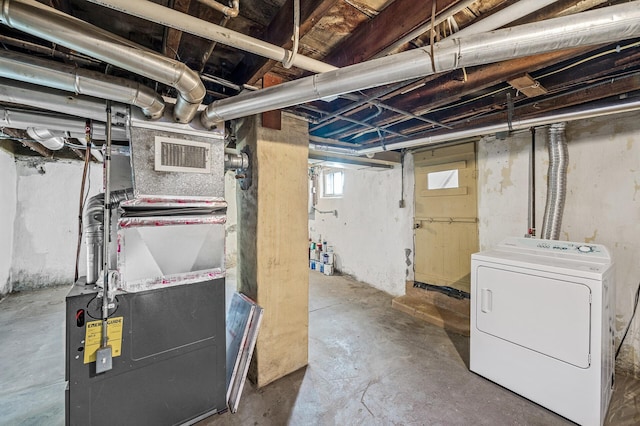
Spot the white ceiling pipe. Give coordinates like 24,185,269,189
87,0,336,74
200,1,640,127
452,0,559,39
356,97,640,155
24,127,104,162
197,0,239,18
0,78,130,126
0,0,204,123
0,50,164,119
374,0,477,58
25,127,65,150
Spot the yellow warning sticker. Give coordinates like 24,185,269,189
83,317,124,364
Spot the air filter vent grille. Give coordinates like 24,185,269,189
154,136,211,173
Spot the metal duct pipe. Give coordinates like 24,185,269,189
25,127,66,150
358,97,640,155
0,50,164,119
0,78,129,126
309,142,360,156
200,1,640,127
84,189,133,284
84,193,104,285
0,0,204,123
87,0,335,74
541,123,568,240
0,107,128,140
224,153,249,170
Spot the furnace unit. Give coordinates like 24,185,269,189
66,111,256,425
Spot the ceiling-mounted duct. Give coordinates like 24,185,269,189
0,0,204,123
198,1,640,126
0,50,164,119
0,78,129,126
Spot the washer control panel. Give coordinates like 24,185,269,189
498,237,610,260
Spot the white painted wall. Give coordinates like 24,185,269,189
0,148,17,297
11,157,103,291
308,155,415,296
477,111,640,376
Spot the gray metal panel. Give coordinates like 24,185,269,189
66,279,226,426
129,126,225,199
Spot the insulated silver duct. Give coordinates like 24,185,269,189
200,1,640,126
84,189,133,284
84,193,104,285
224,153,249,170
0,0,204,123
541,123,568,240
0,50,164,119
0,78,129,126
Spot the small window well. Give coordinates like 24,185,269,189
323,170,344,197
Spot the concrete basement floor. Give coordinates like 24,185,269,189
1,272,639,425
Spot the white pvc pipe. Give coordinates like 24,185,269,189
374,0,476,58
199,2,640,126
87,0,336,74
453,0,559,39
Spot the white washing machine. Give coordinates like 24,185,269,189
470,237,615,426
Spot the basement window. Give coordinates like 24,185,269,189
323,170,344,197
428,169,459,190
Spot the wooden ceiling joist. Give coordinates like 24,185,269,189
235,0,340,85
323,0,459,68
163,0,192,59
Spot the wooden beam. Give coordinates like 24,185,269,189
322,0,458,68
236,0,339,85
163,0,192,59
261,73,282,130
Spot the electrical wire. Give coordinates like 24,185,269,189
282,0,300,69
616,280,640,360
74,121,92,282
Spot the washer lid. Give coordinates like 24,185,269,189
475,265,591,368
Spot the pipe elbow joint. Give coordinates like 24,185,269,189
135,87,165,120
173,94,200,123
172,64,205,123
200,107,222,130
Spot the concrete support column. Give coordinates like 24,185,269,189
235,113,309,387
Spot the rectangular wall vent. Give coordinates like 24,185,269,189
154,136,211,173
